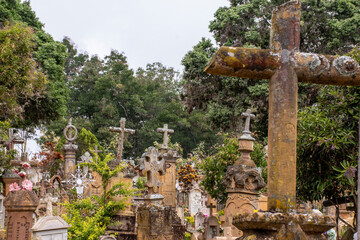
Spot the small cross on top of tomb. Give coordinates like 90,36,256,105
157,124,174,149
109,118,135,161
207,202,216,217
240,109,255,140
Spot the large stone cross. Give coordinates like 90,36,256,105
157,124,174,149
137,146,165,195
204,1,360,211
109,118,135,161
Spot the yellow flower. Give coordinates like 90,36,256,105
253,209,258,213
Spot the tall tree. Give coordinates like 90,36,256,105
0,0,68,127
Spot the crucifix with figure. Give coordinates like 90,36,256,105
205,0,360,211
109,118,135,161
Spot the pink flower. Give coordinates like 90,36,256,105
21,162,31,169
13,169,19,174
204,214,209,218
9,182,21,192
18,171,27,178
21,179,33,191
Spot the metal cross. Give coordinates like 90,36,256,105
204,1,360,211
137,146,165,195
109,118,135,161
157,124,174,149
62,166,94,199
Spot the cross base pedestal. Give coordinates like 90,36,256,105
233,211,335,240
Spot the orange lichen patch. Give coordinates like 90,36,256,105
204,47,360,86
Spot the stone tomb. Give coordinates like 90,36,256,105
31,216,70,240
136,146,185,240
5,190,39,240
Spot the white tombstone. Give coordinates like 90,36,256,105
194,211,205,231
189,188,203,215
31,216,70,240
0,194,4,229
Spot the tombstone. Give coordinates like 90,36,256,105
203,210,220,240
219,109,265,239
136,146,185,240
194,212,205,231
5,190,39,240
189,182,204,216
0,193,4,229
62,119,78,179
31,216,70,240
205,0,338,238
99,235,117,240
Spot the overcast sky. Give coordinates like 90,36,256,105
29,0,229,72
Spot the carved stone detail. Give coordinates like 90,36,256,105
223,165,265,193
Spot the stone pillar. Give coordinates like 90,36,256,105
5,190,39,240
158,149,180,207
222,109,266,239
1,170,20,196
62,119,78,179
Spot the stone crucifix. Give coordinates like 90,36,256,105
109,118,135,161
205,1,360,211
137,146,165,195
157,124,174,149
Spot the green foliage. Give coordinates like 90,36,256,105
198,134,267,203
182,0,360,139
0,22,47,122
76,128,105,159
135,176,146,189
297,85,360,201
43,39,218,158
0,0,68,127
0,121,16,170
63,153,135,240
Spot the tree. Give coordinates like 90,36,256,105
63,153,134,240
198,134,266,203
0,23,47,122
182,0,360,138
0,0,69,127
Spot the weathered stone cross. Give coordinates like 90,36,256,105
137,146,165,195
93,145,102,155
157,124,174,149
241,109,255,140
2,128,25,151
109,118,135,161
205,1,360,211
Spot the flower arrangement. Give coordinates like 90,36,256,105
9,162,33,191
9,179,33,191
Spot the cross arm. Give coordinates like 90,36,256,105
204,46,360,86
